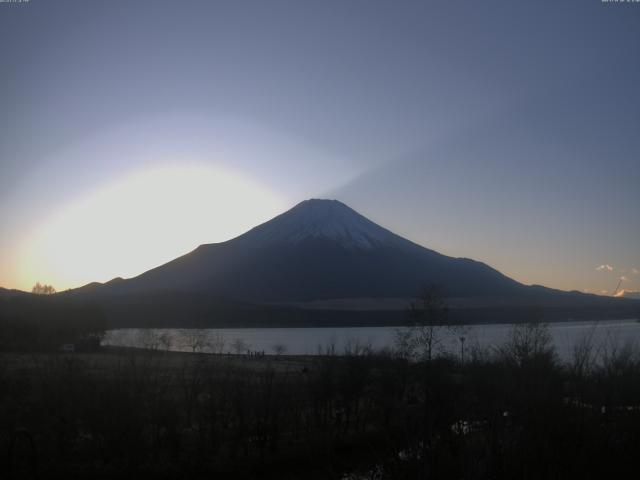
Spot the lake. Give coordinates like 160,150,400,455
102,319,640,362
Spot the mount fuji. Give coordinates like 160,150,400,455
65,199,637,326
87,199,524,301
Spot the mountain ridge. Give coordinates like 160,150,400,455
54,198,639,327
233,198,411,250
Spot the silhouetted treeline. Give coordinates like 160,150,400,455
63,290,640,329
0,296,106,351
1,328,640,479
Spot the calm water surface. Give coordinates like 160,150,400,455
103,319,640,362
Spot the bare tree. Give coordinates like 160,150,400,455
393,326,415,360
185,330,209,353
271,343,287,356
31,282,56,294
138,330,161,351
497,321,555,367
571,323,599,378
232,338,248,355
210,332,226,354
395,286,452,361
159,332,173,352
343,337,372,356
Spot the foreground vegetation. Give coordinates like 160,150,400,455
0,295,105,352
1,321,640,479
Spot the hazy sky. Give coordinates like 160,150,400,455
1,0,638,294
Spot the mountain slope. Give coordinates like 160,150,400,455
89,199,525,302
0,287,32,299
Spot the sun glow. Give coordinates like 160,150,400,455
17,164,286,291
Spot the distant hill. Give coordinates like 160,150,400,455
615,290,640,300
71,277,125,295
0,287,31,299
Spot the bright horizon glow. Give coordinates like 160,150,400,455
15,164,286,291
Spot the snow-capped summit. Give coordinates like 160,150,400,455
238,199,400,249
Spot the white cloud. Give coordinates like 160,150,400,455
596,264,613,272
620,276,628,282
632,268,639,275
